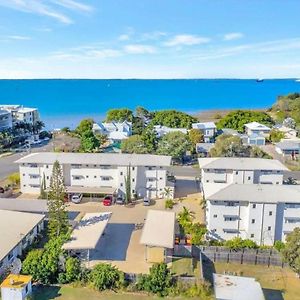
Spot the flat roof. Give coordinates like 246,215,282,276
207,184,300,203
244,121,271,131
15,152,172,167
0,198,47,213
192,122,216,129
66,186,116,194
0,210,45,262
140,210,175,249
63,212,111,250
276,141,300,150
1,274,32,289
213,273,265,300
198,157,288,171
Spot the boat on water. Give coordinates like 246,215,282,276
256,78,264,83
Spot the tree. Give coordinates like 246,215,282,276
157,131,191,160
106,108,134,122
47,160,69,239
121,135,149,154
224,237,258,251
210,134,246,157
33,120,45,134
141,127,158,153
124,166,131,204
132,116,145,135
177,206,195,228
189,128,204,145
216,110,274,132
88,263,125,291
189,223,207,245
135,106,152,120
75,119,94,136
58,257,82,283
282,227,300,275
7,172,20,187
268,129,285,143
137,263,172,296
80,129,100,152
39,173,47,199
249,146,272,159
150,110,197,129
95,133,107,147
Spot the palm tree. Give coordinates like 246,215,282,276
177,206,195,226
33,120,45,134
162,187,172,199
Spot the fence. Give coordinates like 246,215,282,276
198,246,285,267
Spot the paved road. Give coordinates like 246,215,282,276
0,142,53,180
168,166,200,178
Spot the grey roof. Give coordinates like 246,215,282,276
196,143,215,153
198,157,288,171
213,273,265,300
0,198,47,213
192,122,216,130
276,141,300,151
220,128,240,136
0,210,45,262
207,184,300,203
15,152,172,167
0,109,10,115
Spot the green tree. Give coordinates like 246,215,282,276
121,135,149,154
217,110,274,132
8,172,20,187
150,110,197,128
157,131,191,160
132,116,145,135
210,134,246,157
268,129,285,143
58,257,82,283
47,160,69,239
189,128,204,146
274,240,285,252
282,227,300,275
189,223,207,245
141,127,158,153
22,249,44,281
106,108,134,122
177,206,195,229
80,129,100,152
124,166,131,204
75,118,94,136
88,263,125,291
137,263,172,296
39,173,47,199
135,106,152,120
249,146,272,159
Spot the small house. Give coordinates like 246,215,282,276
244,122,271,136
192,122,216,143
275,140,300,158
1,274,32,300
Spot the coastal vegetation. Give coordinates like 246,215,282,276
216,110,274,131
188,128,204,146
268,129,285,143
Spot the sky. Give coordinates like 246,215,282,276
0,0,300,79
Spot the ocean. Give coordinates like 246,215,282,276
0,79,299,129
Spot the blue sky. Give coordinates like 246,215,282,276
0,0,300,78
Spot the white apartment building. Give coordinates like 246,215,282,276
16,152,172,199
0,105,40,125
192,122,216,143
198,157,300,245
0,110,12,131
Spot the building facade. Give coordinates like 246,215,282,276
16,152,172,199
0,110,12,131
192,122,216,143
198,157,300,245
244,122,271,136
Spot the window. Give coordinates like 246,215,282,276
46,165,49,169
120,183,123,187
102,177,110,181
159,177,163,180
29,163,38,168
120,172,123,175
23,173,25,176
226,202,235,207
148,167,153,170
269,211,273,216
132,178,135,182
86,175,89,178
252,204,256,209
248,176,251,180
73,176,81,180
29,174,39,179
250,234,254,238
147,178,155,182
276,182,279,185
268,226,271,231
132,189,135,193
47,176,49,180
251,219,255,224
132,167,135,171
213,214,217,218
206,180,209,183
71,164,81,168
235,171,238,175
93,176,97,178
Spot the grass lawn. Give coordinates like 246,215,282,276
171,257,202,281
213,262,300,300
32,285,199,300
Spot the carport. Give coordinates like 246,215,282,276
140,210,175,263
65,186,116,201
63,212,112,263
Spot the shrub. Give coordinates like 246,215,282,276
7,172,20,187
88,263,125,291
224,237,258,251
165,199,175,209
274,240,285,252
58,257,82,284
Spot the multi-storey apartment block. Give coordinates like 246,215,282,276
0,110,12,131
198,157,300,246
16,152,172,199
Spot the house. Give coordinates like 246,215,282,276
0,110,12,131
0,105,40,126
213,273,265,300
92,121,132,142
196,143,215,157
0,210,45,275
275,140,300,158
153,125,188,138
140,210,175,263
15,152,172,199
1,274,32,300
192,122,216,143
241,133,266,146
276,125,298,139
197,157,299,246
244,122,271,136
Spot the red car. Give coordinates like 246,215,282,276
103,195,113,206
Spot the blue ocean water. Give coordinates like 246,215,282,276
0,79,299,129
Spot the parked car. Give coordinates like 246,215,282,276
143,197,151,206
0,187,4,193
115,196,125,205
103,195,113,206
71,193,83,204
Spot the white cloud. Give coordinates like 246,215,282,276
164,34,210,47
86,49,122,59
6,35,31,40
223,32,244,41
50,0,93,12
118,34,130,41
141,31,167,41
124,44,157,54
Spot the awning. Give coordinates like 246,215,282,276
63,212,111,250
65,186,116,195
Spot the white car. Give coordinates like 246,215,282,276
71,194,83,204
